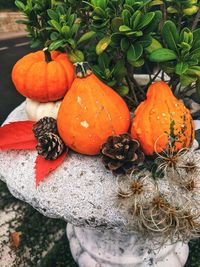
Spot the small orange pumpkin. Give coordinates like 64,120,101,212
131,81,194,155
57,62,130,155
12,50,74,102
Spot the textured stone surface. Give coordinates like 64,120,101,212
67,224,189,267
1,102,200,235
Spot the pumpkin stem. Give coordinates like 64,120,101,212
43,48,52,63
74,62,92,78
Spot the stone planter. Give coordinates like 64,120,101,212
1,102,198,266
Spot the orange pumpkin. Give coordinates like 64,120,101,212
131,81,194,155
12,50,74,102
57,62,130,155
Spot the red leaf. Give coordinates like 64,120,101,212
35,152,67,187
0,121,37,150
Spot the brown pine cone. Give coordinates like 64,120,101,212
36,133,66,160
100,133,144,175
33,117,58,139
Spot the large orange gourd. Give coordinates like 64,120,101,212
131,81,194,155
57,62,130,155
12,50,74,102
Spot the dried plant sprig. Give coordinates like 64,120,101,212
154,133,191,176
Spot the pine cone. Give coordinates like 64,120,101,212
33,117,58,139
100,133,144,175
36,133,66,160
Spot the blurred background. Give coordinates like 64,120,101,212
0,0,29,125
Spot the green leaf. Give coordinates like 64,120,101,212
180,75,197,86
30,39,41,49
137,12,155,30
191,47,200,59
180,28,193,45
131,11,142,30
111,33,124,45
143,10,162,34
67,38,76,48
123,4,134,13
192,29,200,50
162,21,179,52
187,59,198,66
125,31,143,37
127,43,143,62
175,62,189,75
49,40,64,51
113,59,127,78
138,35,152,48
129,58,144,68
50,32,59,41
16,19,29,25
47,9,59,21
116,86,129,96
50,20,62,32
94,7,105,17
96,36,111,55
119,25,132,32
149,48,177,62
15,0,25,11
160,62,175,74
111,17,123,32
61,26,70,34
120,38,130,51
167,7,178,13
186,66,200,77
71,23,81,35
77,31,96,45
98,0,108,10
98,53,109,70
98,53,109,69
145,38,162,53
122,10,131,26
149,0,164,6
68,50,85,63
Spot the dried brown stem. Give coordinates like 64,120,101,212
192,7,200,31
125,76,139,106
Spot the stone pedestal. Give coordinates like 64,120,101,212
67,224,189,267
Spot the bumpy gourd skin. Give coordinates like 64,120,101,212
57,74,130,155
12,51,74,102
131,81,194,155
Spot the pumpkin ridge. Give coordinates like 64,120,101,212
95,76,130,136
92,82,116,138
56,60,69,89
79,76,108,143
146,91,157,154
27,61,48,100
23,61,41,97
44,61,48,101
55,54,75,88
93,74,130,120
12,58,36,93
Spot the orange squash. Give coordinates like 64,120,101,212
57,62,130,155
12,50,74,102
131,81,194,155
